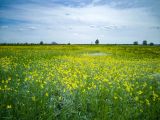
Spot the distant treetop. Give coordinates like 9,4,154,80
142,40,147,45
40,41,43,45
133,41,138,45
52,41,58,44
95,39,99,45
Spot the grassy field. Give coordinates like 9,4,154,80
0,45,160,120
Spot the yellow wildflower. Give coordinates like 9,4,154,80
45,92,49,97
135,96,139,101
145,99,150,106
140,109,143,112
2,80,4,83
114,96,118,100
32,96,36,101
7,105,12,109
137,90,143,95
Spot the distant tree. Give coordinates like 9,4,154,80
40,41,43,45
95,39,99,45
142,40,147,45
149,42,154,46
51,41,58,45
25,42,28,45
67,42,71,45
133,41,138,45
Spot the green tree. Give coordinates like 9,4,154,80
142,40,147,45
40,41,43,45
95,39,99,45
133,41,138,45
149,42,154,46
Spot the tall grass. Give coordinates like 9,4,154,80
0,45,160,120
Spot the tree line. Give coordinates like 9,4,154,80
133,40,154,46
0,40,157,46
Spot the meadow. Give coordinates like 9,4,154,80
0,45,160,120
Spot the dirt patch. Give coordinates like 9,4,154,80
83,52,112,56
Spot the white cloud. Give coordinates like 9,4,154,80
27,26,38,30
0,3,160,44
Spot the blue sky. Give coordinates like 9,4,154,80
0,0,160,44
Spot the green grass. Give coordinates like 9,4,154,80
0,45,160,120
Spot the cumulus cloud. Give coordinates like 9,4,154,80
0,0,160,44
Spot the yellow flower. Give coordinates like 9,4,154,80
150,86,152,90
135,96,139,101
126,86,131,92
7,105,12,109
32,96,36,101
114,96,118,100
45,92,49,97
143,82,147,88
58,96,62,100
137,90,143,95
4,85,7,89
145,99,150,106
8,77,11,81
82,89,85,93
152,91,158,101
103,78,109,82
2,80,4,83
6,80,8,84
40,84,44,89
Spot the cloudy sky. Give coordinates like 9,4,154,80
0,0,160,44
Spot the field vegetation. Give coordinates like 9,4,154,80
0,45,160,120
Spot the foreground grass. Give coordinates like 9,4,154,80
0,45,160,120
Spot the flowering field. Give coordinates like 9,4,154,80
0,45,160,120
